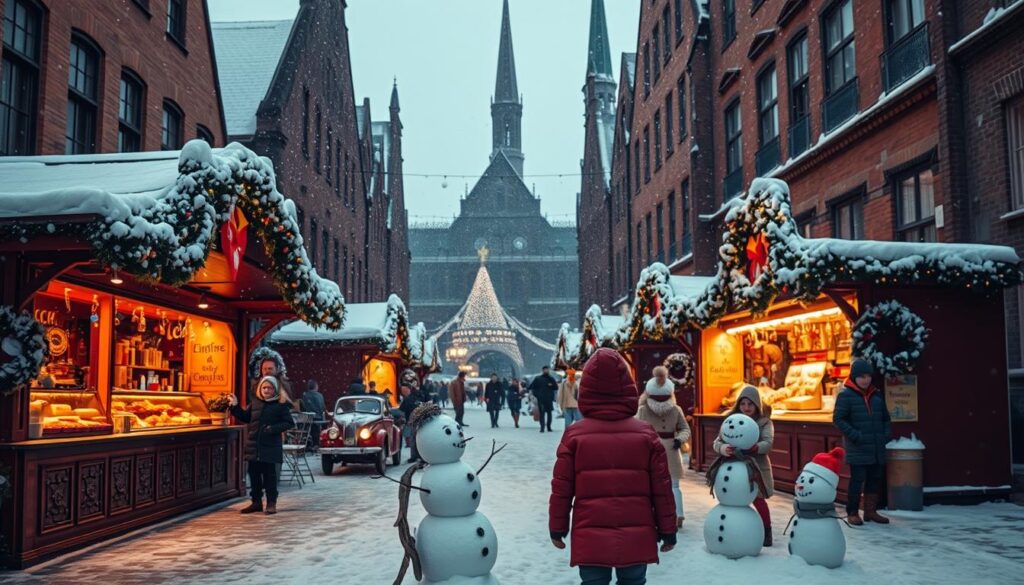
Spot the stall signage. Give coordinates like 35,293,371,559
188,321,234,392
885,374,919,422
702,329,744,387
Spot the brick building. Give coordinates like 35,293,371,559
211,0,409,305
0,0,226,155
949,0,1024,465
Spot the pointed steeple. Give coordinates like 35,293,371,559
390,77,400,111
494,0,519,104
587,0,613,80
490,0,524,177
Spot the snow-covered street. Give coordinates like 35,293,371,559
3,405,1023,585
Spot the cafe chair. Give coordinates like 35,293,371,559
281,412,316,487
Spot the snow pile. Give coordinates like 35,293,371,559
887,433,926,450
271,295,408,352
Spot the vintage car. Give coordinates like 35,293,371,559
320,395,402,475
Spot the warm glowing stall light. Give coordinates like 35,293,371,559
724,307,843,336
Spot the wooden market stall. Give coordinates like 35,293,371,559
0,142,344,567
269,295,440,408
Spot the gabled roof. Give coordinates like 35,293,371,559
211,19,296,137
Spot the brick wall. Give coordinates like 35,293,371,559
577,75,614,317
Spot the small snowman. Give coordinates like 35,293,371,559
703,413,765,559
395,404,502,585
788,447,847,569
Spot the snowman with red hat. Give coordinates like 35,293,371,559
787,447,847,568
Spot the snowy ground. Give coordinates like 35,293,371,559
3,405,1023,585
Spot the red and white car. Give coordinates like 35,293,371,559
320,395,402,475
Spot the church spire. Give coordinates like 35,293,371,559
587,0,613,80
491,0,524,177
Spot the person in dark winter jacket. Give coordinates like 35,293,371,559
549,348,676,584
506,379,524,428
485,373,505,428
229,376,295,515
399,384,423,463
833,359,892,525
529,365,559,433
347,376,366,396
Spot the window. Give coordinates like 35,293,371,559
788,34,810,122
824,0,856,94
322,229,330,273
636,222,643,271
326,126,333,184
796,212,814,238
832,195,864,239
118,70,144,153
66,35,101,155
653,28,661,81
166,0,186,46
302,87,310,158
645,213,653,265
654,112,663,169
656,203,665,263
343,245,349,294
1009,97,1024,210
677,76,687,141
335,139,341,197
896,167,936,242
625,137,632,197
681,179,692,255
643,42,651,97
1,0,42,155
296,205,305,235
314,105,322,173
725,100,742,174
723,0,736,47
309,218,318,262
344,152,350,206
887,0,925,42
161,100,183,150
643,126,652,183
662,6,671,64
196,124,214,144
757,64,779,146
667,191,677,259
665,93,675,157
674,0,684,45
634,140,641,192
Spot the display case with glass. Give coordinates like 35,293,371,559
112,298,189,392
111,390,211,431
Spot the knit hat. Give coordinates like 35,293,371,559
803,447,845,488
850,359,873,379
257,375,280,400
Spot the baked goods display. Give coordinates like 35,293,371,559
111,397,203,429
720,362,828,413
30,392,112,435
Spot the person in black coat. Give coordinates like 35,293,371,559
833,359,892,525
399,384,423,463
506,379,524,428
528,365,559,433
347,376,366,396
485,373,505,428
229,376,295,515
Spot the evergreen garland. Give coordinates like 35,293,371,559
0,306,49,396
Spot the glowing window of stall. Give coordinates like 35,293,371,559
364,356,397,405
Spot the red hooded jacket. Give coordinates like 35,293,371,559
549,348,677,567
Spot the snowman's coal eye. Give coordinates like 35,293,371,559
445,428,452,435
738,420,745,425
809,477,815,484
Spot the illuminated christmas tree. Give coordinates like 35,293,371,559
449,247,524,372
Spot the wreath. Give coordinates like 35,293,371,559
663,352,696,387
0,306,49,396
851,300,928,376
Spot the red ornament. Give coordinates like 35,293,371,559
652,295,662,317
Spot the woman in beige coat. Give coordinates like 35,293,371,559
636,366,691,528
713,384,775,545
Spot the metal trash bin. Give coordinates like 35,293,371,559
886,435,925,511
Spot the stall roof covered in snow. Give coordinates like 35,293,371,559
272,302,394,345
211,19,296,137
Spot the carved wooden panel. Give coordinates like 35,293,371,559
196,445,211,491
157,452,175,501
77,460,106,522
177,448,194,496
136,454,156,507
110,456,133,514
212,442,227,485
41,465,73,532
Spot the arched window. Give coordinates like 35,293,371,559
161,99,183,150
1,0,44,155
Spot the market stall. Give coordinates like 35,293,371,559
269,295,440,407
0,141,344,567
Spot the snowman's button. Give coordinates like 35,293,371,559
472,490,479,500
718,536,723,542
793,520,798,526
727,465,733,471
791,531,796,538
722,487,728,493
467,473,475,481
481,547,490,557
719,525,724,531
724,476,730,481
720,514,726,519
477,527,485,537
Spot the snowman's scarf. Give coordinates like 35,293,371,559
704,452,768,500
784,500,854,534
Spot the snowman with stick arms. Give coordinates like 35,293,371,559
787,447,847,569
703,413,765,559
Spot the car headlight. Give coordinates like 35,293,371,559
359,427,372,440
328,426,340,440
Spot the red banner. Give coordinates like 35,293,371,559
220,207,249,281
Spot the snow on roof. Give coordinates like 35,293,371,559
800,238,1020,266
271,302,392,344
669,275,717,299
211,20,296,137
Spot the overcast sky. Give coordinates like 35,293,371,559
207,0,640,225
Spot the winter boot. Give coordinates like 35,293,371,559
846,508,864,525
265,502,277,515
763,529,773,547
240,501,263,514
863,495,890,524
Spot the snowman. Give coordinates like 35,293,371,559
399,403,501,585
703,413,765,559
788,447,847,569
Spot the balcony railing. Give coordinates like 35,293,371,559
755,136,781,176
723,166,744,200
881,23,931,92
822,78,859,133
788,115,811,158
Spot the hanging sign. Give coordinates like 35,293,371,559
220,206,249,281
745,232,769,282
188,321,235,392
884,374,919,422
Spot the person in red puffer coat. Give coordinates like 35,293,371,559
549,348,677,585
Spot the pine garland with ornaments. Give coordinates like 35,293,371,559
851,300,929,376
0,306,49,396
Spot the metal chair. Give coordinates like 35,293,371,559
281,412,316,487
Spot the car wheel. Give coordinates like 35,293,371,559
374,444,388,475
321,455,335,476
392,442,402,466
